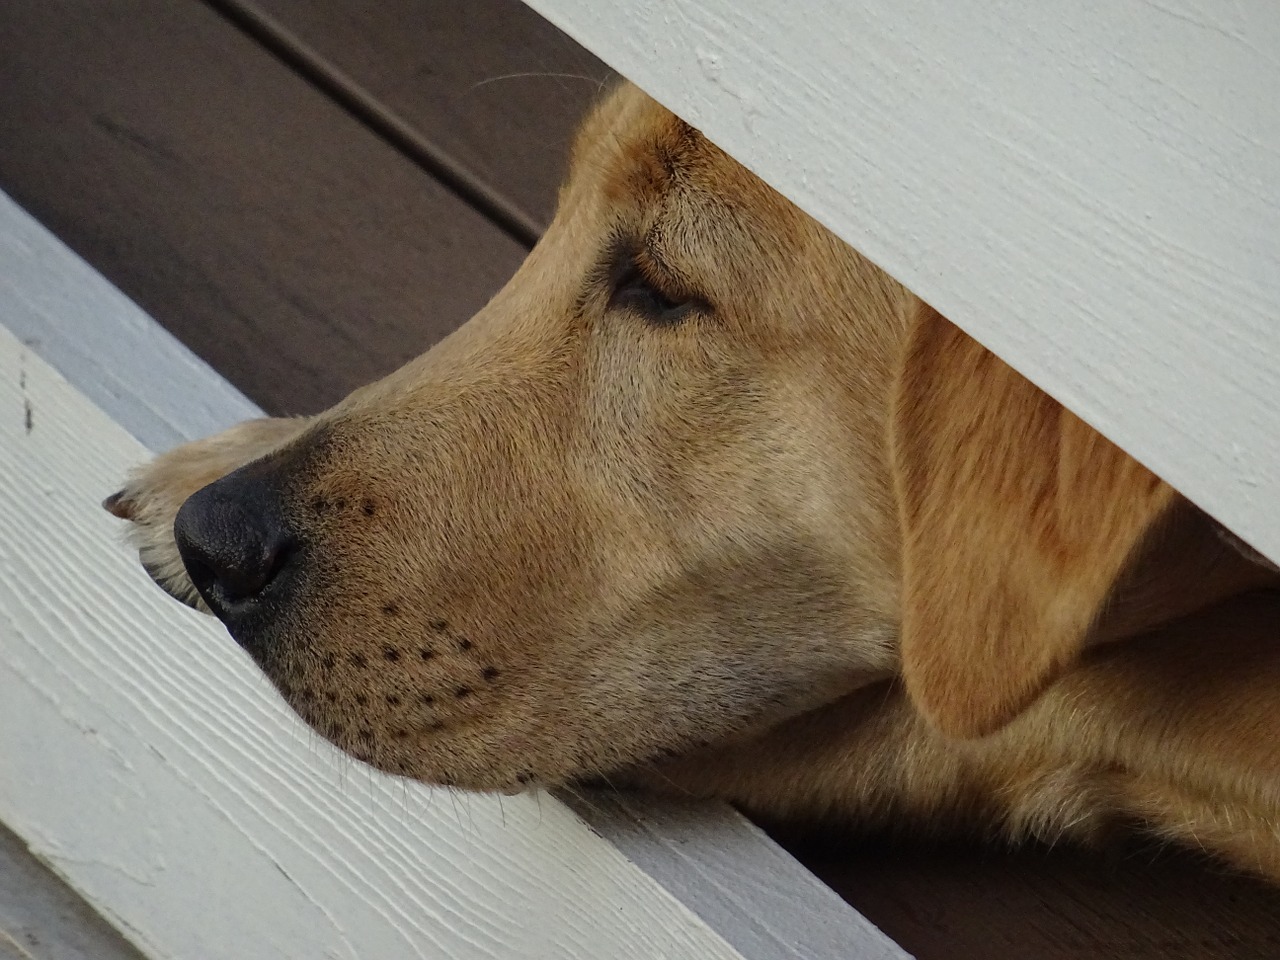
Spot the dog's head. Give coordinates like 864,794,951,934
109,83,1270,793
121,85,909,791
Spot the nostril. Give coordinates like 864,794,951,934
217,536,293,601
173,479,296,615
176,548,216,598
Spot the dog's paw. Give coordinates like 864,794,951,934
105,417,311,610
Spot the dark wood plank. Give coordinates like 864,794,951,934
0,0,526,416
790,835,1280,959
248,0,612,229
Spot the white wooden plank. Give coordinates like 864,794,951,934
0,322,752,960
0,822,144,960
521,0,1280,566
563,794,905,960
0,190,900,958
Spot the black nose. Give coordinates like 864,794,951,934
173,471,296,623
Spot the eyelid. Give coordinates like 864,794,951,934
620,251,674,295
584,228,710,322
615,239,690,302
636,229,694,290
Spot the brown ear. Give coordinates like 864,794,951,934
891,302,1177,738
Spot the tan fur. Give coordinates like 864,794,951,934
107,84,1280,878
892,302,1182,737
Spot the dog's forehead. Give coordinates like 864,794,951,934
557,82,844,305
568,84,721,204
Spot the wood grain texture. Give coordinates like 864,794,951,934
0,0,526,417
0,323,754,960
250,0,612,229
523,0,1280,566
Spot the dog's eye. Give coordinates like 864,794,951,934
608,259,699,325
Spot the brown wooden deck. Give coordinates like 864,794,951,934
3,1,1279,956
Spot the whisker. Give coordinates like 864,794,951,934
634,761,695,798
558,783,609,820
595,770,626,799
468,71,608,93
447,787,465,833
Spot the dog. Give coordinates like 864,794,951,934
105,82,1280,879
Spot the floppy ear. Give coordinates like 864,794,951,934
891,301,1177,738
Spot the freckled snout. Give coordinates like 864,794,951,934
174,468,298,645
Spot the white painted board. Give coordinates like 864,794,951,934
0,821,145,960
0,190,904,958
563,793,903,960
522,0,1280,566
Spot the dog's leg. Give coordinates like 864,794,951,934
619,682,1029,839
1036,590,1280,878
1111,777,1280,878
634,592,1280,879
